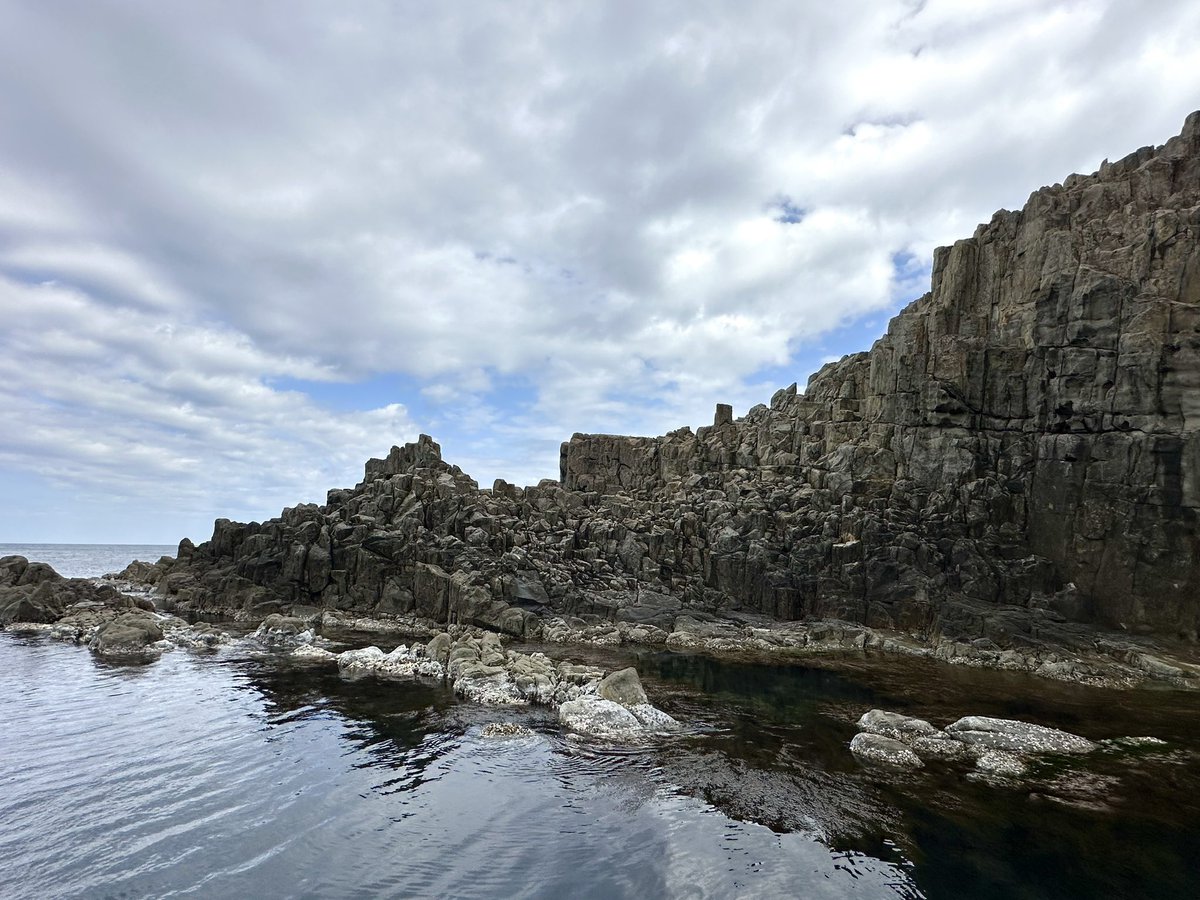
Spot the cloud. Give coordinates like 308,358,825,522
0,0,1198,540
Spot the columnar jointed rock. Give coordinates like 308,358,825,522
130,113,1200,667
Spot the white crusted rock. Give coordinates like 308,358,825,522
849,732,924,769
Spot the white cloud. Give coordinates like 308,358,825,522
0,0,1197,540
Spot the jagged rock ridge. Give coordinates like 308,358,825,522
150,112,1200,650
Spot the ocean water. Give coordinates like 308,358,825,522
3,544,1199,897
2,627,1199,899
0,634,920,899
0,543,177,579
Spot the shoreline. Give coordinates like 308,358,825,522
3,549,1198,693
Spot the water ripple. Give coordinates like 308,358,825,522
0,633,927,899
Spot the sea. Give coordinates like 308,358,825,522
0,543,178,579
2,545,1199,898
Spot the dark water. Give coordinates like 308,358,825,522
0,544,176,579
2,632,1198,899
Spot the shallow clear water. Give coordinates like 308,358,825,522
0,634,920,899
0,543,176,579
3,633,1199,900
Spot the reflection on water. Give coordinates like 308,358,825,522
1,632,1198,899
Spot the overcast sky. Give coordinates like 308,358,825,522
1,0,1197,544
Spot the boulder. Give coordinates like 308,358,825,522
558,698,643,738
88,611,165,656
856,709,939,743
598,667,649,706
849,733,924,769
945,716,1096,754
253,614,314,647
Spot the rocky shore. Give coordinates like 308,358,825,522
0,554,1182,788
1,556,680,740
63,114,1200,692
7,115,1200,701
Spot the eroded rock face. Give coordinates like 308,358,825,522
135,113,1200,656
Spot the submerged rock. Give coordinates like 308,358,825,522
972,749,1029,778
291,644,337,662
480,722,535,739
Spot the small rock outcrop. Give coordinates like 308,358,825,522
848,733,924,769
944,715,1096,755
848,708,1114,779
88,611,166,657
1,556,130,626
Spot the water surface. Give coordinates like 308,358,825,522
2,544,1198,898
0,543,176,579
0,634,922,899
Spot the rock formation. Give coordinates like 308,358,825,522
137,112,1200,663
1,555,140,626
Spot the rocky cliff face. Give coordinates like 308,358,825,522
150,113,1200,652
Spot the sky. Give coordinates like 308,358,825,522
1,0,1197,544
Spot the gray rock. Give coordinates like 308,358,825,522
627,703,680,730
88,611,165,656
856,709,939,743
558,698,643,738
849,732,924,769
598,667,649,706
911,735,972,761
973,749,1029,778
945,716,1096,754
253,614,314,647
426,631,452,661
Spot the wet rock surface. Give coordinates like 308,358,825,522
945,715,1097,755
849,733,924,769
847,707,1156,785
88,611,166,657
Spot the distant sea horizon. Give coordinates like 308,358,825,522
0,543,178,579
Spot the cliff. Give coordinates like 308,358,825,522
148,112,1200,659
